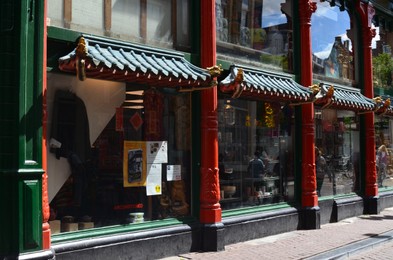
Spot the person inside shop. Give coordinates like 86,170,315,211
261,148,270,166
248,151,266,204
219,153,227,180
248,151,265,178
316,147,327,196
377,144,389,186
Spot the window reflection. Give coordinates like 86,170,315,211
216,0,293,72
311,2,353,83
218,97,295,209
372,11,393,90
48,0,190,51
315,109,360,196
371,6,393,189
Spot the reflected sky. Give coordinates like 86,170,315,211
311,2,350,59
261,1,287,28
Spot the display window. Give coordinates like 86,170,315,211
375,116,393,188
215,0,293,73
218,95,295,209
47,75,193,234
371,3,393,188
314,108,360,196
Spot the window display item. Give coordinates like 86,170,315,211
170,180,189,216
222,185,236,198
128,149,143,183
127,212,144,224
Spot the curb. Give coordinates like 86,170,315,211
304,229,393,260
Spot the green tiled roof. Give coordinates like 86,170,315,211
219,65,312,102
59,35,211,88
317,83,376,111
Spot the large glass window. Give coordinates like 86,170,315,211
372,4,393,188
47,74,192,233
216,0,293,72
315,109,360,196
218,96,294,209
47,0,190,50
311,1,353,84
375,116,393,187
372,3,393,93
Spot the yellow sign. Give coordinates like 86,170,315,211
123,141,146,187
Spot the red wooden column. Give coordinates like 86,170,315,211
299,0,318,209
355,1,379,213
199,0,224,252
200,0,221,224
42,0,51,249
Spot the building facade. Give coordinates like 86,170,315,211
2,0,393,259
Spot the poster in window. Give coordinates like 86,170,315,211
146,141,168,164
123,141,168,187
166,165,181,181
146,163,162,196
123,141,146,187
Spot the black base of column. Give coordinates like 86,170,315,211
299,206,320,230
363,196,380,214
202,223,225,252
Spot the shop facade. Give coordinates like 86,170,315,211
3,0,393,259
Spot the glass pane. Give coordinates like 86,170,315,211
218,97,294,209
375,116,393,188
47,0,63,27
216,0,293,72
315,109,359,196
372,8,393,94
147,0,173,48
72,0,105,35
311,2,353,84
176,0,190,49
112,0,141,42
47,75,192,233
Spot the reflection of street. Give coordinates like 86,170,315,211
320,156,354,196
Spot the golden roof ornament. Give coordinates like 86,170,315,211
76,37,88,58
207,64,223,78
76,37,88,81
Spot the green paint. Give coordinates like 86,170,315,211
47,26,81,43
51,217,198,244
0,0,44,255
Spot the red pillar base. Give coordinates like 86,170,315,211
200,207,222,224
42,223,51,249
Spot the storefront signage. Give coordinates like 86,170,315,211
123,141,168,188
166,165,182,181
146,163,162,196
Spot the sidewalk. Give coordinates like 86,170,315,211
162,207,393,260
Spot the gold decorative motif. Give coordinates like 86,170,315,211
373,96,383,105
207,64,223,77
76,37,88,81
373,97,391,114
309,84,320,95
76,37,88,58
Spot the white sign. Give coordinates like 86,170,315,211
146,141,168,164
166,165,182,181
146,163,162,196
